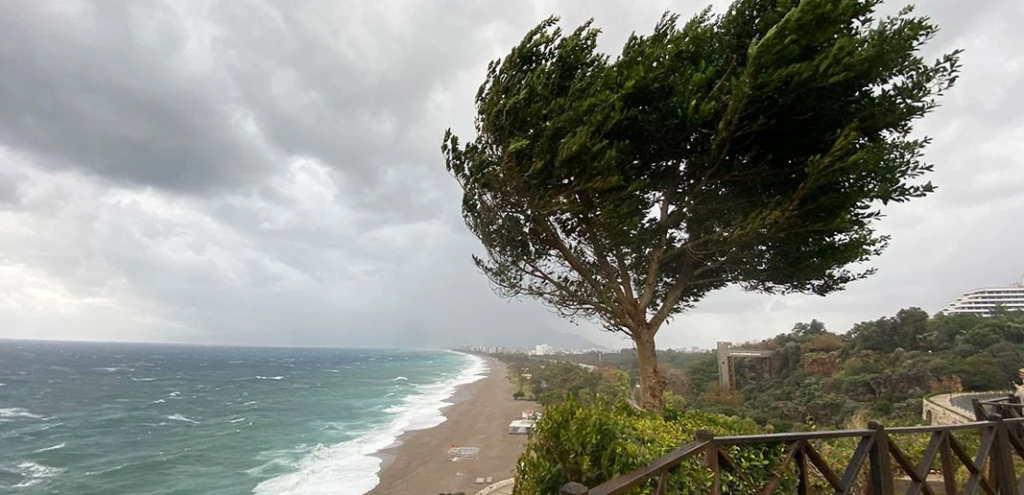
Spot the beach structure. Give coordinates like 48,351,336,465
508,419,534,435
446,446,480,461
942,276,1024,315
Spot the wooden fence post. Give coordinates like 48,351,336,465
972,398,986,421
988,414,1019,495
939,432,958,495
795,442,808,495
868,421,894,495
560,481,589,495
697,430,720,495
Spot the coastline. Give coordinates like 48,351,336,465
367,356,537,495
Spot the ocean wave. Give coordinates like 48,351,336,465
0,408,43,419
252,353,488,495
131,377,158,382
32,443,66,453
14,461,64,488
390,376,408,382
230,417,247,423
255,376,284,381
167,414,200,424
245,458,294,477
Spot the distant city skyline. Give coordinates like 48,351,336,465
0,1,1021,350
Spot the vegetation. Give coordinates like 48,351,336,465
499,355,631,406
500,309,1016,493
444,0,960,410
514,397,784,495
724,310,1024,429
503,309,1024,431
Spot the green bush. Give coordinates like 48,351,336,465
513,398,787,495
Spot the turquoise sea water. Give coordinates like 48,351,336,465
0,340,485,494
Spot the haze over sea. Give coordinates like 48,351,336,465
0,340,485,494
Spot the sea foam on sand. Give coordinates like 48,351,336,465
252,352,488,495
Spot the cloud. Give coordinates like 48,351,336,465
0,0,1021,350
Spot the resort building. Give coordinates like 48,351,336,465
942,277,1024,315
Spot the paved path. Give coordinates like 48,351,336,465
950,392,1008,413
476,478,514,495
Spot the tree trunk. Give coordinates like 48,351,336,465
633,328,666,411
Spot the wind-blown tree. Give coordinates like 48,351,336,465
443,0,960,410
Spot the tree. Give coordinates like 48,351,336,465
443,0,960,410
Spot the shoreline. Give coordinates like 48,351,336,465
366,356,537,495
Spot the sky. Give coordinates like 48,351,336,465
0,0,1021,351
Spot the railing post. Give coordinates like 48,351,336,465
560,482,589,495
988,414,1019,495
939,432,958,495
794,442,808,495
697,429,720,495
973,398,986,421
868,421,894,495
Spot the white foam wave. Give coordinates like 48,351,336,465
0,408,42,419
230,417,247,423
131,377,158,381
32,442,66,453
390,376,408,382
252,352,488,495
151,399,166,404
255,376,284,381
167,414,200,424
14,461,64,488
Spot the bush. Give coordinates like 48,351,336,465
513,398,787,494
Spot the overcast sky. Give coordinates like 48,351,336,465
0,0,1021,350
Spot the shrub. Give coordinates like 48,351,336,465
513,398,787,494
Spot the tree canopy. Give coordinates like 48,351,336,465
444,0,960,410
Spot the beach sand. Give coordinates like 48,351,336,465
368,357,536,495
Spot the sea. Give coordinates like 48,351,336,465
0,340,486,494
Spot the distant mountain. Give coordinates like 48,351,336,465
462,328,607,350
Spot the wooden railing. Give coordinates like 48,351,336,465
560,396,1024,495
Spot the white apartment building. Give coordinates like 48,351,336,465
532,344,555,356
942,277,1024,315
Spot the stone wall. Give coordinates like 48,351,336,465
922,393,976,424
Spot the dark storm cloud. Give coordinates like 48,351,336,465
0,0,1021,349
0,2,276,190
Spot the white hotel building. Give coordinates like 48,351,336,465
942,277,1024,315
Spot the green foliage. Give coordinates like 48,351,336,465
495,356,634,406
444,0,959,409
513,398,785,495
517,309,1024,429
730,310,1024,428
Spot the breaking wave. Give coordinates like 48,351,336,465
252,353,487,495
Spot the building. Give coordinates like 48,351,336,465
942,277,1024,315
531,344,554,356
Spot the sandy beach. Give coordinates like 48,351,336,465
368,356,537,495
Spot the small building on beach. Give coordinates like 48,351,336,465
508,419,534,435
